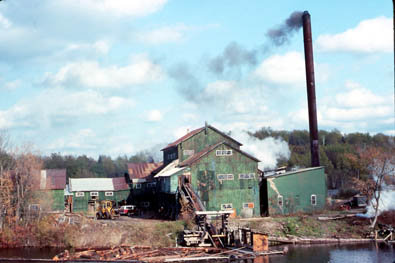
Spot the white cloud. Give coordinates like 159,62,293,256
3,80,21,91
317,17,392,53
0,13,11,29
61,40,110,56
254,52,305,86
48,128,96,150
0,88,134,129
62,0,167,17
45,55,164,89
136,24,189,44
146,109,163,122
289,81,393,132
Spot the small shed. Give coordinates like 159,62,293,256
261,166,327,215
69,177,130,213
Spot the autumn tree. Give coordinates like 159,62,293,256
0,131,42,227
359,147,395,228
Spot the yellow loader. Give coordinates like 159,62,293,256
96,200,119,220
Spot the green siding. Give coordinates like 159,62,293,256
72,190,130,213
190,144,260,217
51,189,65,211
35,190,65,211
178,127,240,162
158,168,189,194
266,167,327,215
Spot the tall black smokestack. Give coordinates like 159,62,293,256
302,11,320,167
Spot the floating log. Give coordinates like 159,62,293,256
269,237,375,244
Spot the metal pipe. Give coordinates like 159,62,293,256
302,11,320,167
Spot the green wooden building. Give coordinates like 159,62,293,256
157,124,260,218
35,169,67,212
260,167,327,215
68,177,130,214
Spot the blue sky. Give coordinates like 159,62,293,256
0,0,393,159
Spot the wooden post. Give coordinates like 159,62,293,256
253,233,269,252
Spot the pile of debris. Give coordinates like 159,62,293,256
53,246,283,262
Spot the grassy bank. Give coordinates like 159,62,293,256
2,211,392,249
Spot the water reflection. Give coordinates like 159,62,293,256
0,243,393,263
262,243,394,263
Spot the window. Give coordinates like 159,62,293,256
242,202,255,209
221,203,233,210
216,149,232,156
239,173,255,179
183,150,194,156
168,152,177,160
141,201,150,208
147,182,156,188
75,192,84,197
311,194,317,206
105,192,113,196
90,192,98,197
135,183,142,189
217,174,234,181
278,195,283,208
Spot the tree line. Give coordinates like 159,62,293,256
250,127,394,195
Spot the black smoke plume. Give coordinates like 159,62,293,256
207,42,258,75
267,11,303,46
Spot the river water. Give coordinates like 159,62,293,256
0,243,393,262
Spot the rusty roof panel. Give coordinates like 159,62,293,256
44,169,66,190
127,162,163,180
112,177,129,191
161,127,204,151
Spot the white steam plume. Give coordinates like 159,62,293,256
365,185,395,217
232,131,290,171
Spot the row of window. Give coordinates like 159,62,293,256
168,149,232,160
217,173,255,181
220,202,254,210
277,194,317,207
133,182,157,189
216,150,232,156
75,191,114,197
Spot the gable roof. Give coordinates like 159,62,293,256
69,177,129,192
127,162,163,180
40,169,66,190
161,125,242,151
179,141,259,167
161,127,204,151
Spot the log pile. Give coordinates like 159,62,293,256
53,246,283,262
54,246,224,262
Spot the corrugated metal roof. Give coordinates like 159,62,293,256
40,169,66,190
264,166,325,179
127,162,163,180
161,125,243,151
112,177,129,191
69,178,114,192
179,141,260,167
161,127,204,151
154,160,186,177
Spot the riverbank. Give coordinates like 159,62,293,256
0,210,393,249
